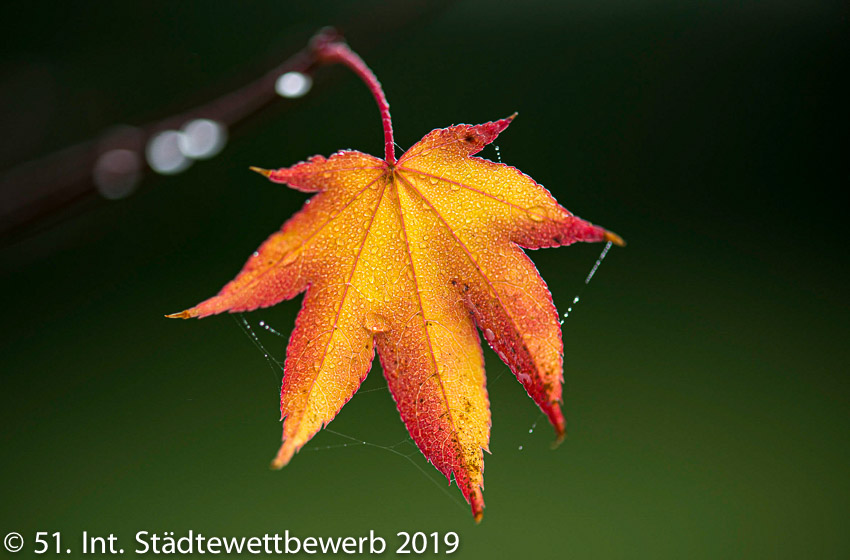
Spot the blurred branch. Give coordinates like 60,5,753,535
0,0,454,243
0,29,328,239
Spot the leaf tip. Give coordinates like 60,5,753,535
548,402,566,449
470,487,485,523
603,230,626,247
165,310,194,319
249,166,273,178
271,442,295,470
550,431,567,450
506,112,518,121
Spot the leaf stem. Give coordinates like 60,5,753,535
313,36,396,165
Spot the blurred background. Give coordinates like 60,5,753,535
1,1,848,558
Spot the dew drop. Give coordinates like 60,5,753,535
363,312,390,334
527,206,547,222
483,328,495,341
281,252,299,266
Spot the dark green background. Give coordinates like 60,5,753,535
2,1,847,558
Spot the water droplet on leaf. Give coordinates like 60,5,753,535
363,312,390,334
527,206,547,222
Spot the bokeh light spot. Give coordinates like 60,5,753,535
146,131,191,175
178,119,227,160
275,72,312,98
93,149,142,200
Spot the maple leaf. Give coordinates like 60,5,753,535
168,35,623,522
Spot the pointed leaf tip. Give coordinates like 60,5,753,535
470,493,484,523
165,310,193,319
249,166,272,178
469,487,485,522
271,442,295,470
550,430,566,450
603,230,626,247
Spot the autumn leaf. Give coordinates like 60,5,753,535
168,35,623,522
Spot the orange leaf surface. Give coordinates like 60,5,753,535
168,37,623,522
